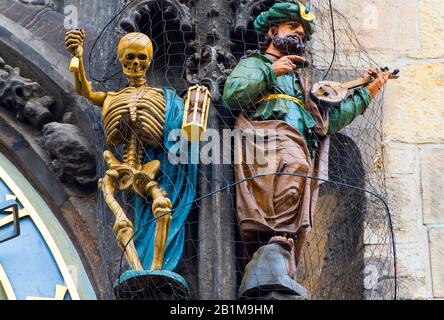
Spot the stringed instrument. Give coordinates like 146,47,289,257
310,67,400,107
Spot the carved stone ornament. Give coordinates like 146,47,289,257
0,56,54,129
119,0,192,33
0,56,97,189
41,122,97,189
186,45,236,100
234,0,267,32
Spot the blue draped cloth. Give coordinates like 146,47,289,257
133,87,198,271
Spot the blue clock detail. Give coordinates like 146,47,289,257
0,153,96,300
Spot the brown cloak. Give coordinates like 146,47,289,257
233,76,330,262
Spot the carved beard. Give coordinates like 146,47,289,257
272,33,306,55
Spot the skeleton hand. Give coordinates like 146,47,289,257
65,29,85,57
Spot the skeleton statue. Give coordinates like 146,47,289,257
64,30,207,278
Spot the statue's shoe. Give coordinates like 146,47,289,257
239,243,309,300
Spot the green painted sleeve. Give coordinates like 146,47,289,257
222,57,277,110
328,87,372,134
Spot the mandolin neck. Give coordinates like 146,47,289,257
339,76,373,90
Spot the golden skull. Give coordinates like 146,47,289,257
117,32,153,78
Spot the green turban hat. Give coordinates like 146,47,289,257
253,2,316,40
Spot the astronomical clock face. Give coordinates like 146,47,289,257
0,153,95,300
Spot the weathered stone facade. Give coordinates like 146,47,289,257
312,0,444,300
345,0,444,300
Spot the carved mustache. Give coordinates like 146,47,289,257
286,33,304,42
272,33,306,54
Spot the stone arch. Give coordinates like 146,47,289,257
0,13,108,298
119,0,194,93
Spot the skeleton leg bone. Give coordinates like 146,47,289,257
146,181,172,271
99,172,144,271
151,209,172,271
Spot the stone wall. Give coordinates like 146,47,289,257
341,0,444,299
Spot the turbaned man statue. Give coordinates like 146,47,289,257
222,2,391,299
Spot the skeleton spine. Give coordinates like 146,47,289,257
124,132,141,169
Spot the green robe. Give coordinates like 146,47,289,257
222,52,371,155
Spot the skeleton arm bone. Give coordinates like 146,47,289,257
74,50,106,106
65,30,106,107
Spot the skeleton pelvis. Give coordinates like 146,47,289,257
107,158,161,197
119,169,151,197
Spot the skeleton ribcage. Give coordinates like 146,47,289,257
102,88,165,148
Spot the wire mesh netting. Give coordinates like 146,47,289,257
85,0,396,300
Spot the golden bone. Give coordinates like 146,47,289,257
100,90,171,271
65,30,173,271
103,86,165,148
